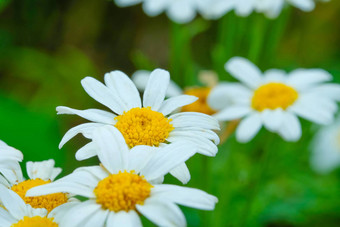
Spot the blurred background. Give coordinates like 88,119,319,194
1,0,340,226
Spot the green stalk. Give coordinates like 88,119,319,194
248,15,267,65
238,135,274,226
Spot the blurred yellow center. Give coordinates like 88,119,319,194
11,216,58,227
251,83,298,111
115,107,174,148
11,179,68,213
182,87,215,115
94,171,152,212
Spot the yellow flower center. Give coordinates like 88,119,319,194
251,83,298,111
115,107,174,148
11,179,68,213
94,171,152,212
182,87,216,115
11,216,58,227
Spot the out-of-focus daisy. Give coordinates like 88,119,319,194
132,70,224,115
57,68,219,184
0,158,72,213
27,126,218,227
310,117,340,174
0,185,77,227
114,0,233,24
208,57,340,143
232,0,329,18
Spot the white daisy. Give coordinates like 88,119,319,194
27,126,218,227
114,0,233,23
0,158,73,213
208,56,340,143
132,69,224,115
0,184,78,227
310,117,340,174
57,68,219,184
232,0,329,19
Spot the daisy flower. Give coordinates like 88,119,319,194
0,185,77,227
132,69,224,115
310,117,340,174
208,57,340,143
114,0,233,24
27,126,218,227
57,68,219,184
0,158,73,213
232,0,329,19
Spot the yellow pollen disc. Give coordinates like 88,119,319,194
94,171,153,212
11,216,58,227
114,107,174,148
251,83,299,111
182,87,216,115
11,179,68,213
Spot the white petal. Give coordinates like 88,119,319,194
166,0,196,24
81,77,126,115
127,146,157,173
0,185,27,220
288,0,315,11
59,123,104,149
132,70,182,97
213,106,251,121
49,201,81,223
170,112,220,130
143,69,170,111
142,0,169,16
290,96,334,125
169,163,191,184
59,201,102,227
312,84,340,101
115,0,141,7
141,142,196,181
277,112,302,142
207,83,251,111
26,168,101,198
93,126,129,173
167,135,218,157
75,142,98,161
106,210,142,227
104,70,142,110
152,184,218,210
225,57,263,89
261,109,284,132
263,69,287,83
170,127,219,145
137,198,186,227
158,95,198,116
0,207,16,225
236,113,262,143
287,69,332,91
26,159,62,181
82,208,109,227
56,106,116,124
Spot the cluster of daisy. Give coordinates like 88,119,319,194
0,69,220,226
114,0,330,23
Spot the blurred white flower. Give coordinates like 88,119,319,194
114,0,233,23
0,185,77,226
0,158,73,213
208,56,340,143
310,117,340,174
27,126,218,227
57,68,219,184
232,0,329,18
0,140,23,173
